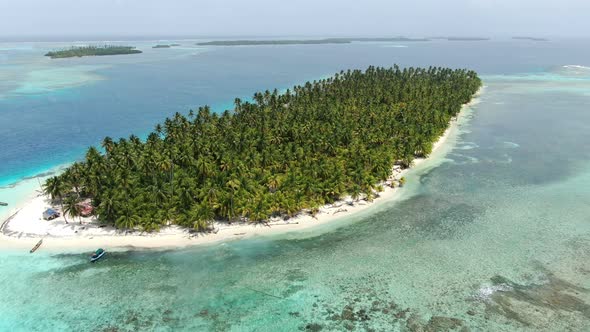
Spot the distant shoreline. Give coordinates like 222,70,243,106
0,88,483,252
512,36,549,42
45,45,142,59
196,37,429,46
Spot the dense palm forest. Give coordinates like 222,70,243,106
45,45,142,58
44,66,481,231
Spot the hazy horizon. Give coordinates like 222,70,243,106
0,35,575,42
1,0,589,40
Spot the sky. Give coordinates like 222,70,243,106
1,0,589,39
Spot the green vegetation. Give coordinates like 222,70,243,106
45,45,142,58
45,66,481,231
153,44,182,48
197,37,428,46
63,196,82,224
43,176,69,224
399,177,406,187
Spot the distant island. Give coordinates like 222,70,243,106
45,45,142,58
512,36,548,41
196,37,429,46
44,65,481,231
153,44,181,48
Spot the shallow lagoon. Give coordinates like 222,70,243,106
0,39,590,331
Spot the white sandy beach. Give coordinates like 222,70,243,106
0,89,482,252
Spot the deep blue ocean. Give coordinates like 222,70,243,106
1,38,590,331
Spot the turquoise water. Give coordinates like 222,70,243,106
1,39,590,331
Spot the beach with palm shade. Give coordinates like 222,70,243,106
1,66,482,250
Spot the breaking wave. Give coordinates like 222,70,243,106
473,283,513,301
562,65,590,70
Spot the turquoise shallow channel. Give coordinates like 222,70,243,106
0,39,590,331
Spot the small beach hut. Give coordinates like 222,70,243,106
42,208,60,220
78,202,93,217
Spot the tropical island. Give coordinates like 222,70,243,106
153,44,181,48
31,65,480,236
44,45,142,58
196,37,429,46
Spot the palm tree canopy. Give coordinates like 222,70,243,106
48,65,481,231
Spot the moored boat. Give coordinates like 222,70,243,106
0,202,7,206
30,239,43,253
90,248,106,263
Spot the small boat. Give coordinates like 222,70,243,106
90,248,106,263
30,239,43,253
0,202,7,206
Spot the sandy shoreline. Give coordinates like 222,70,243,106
0,89,482,252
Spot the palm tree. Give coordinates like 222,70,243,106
63,196,82,224
399,177,406,187
42,176,62,202
185,203,213,231
42,176,69,224
116,208,140,229
101,137,114,157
